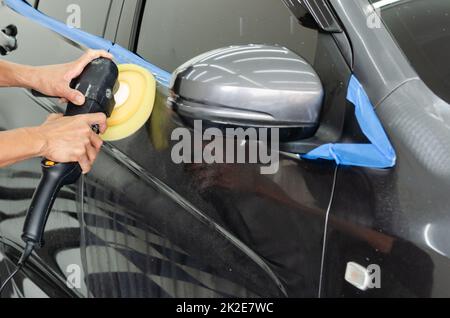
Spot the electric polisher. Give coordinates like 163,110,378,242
0,58,118,296
0,57,156,295
22,57,118,251
23,61,156,250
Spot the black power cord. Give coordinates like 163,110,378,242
0,242,35,296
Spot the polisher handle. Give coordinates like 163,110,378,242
22,161,82,247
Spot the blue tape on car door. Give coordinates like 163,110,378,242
302,75,396,168
3,0,172,87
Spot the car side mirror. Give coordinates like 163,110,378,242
168,44,324,140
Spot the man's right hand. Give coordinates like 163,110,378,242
33,113,107,174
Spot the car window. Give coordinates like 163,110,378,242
136,0,318,72
37,0,112,37
372,0,450,104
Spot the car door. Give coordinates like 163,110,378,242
102,0,354,297
0,0,121,298
1,0,351,298
0,0,293,298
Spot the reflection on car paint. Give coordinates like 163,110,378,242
80,142,286,297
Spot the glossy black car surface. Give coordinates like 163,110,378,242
0,0,449,298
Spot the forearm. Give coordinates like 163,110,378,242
0,127,43,167
0,60,37,88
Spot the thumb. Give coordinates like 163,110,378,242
63,87,85,106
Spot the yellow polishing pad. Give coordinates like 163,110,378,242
101,64,156,141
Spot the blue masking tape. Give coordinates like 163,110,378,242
303,75,396,168
4,0,172,86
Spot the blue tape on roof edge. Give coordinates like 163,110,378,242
3,0,172,87
302,75,396,168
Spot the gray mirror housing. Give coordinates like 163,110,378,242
169,44,324,133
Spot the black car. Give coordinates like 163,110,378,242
0,0,449,298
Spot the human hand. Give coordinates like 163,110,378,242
31,50,113,105
33,113,107,174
